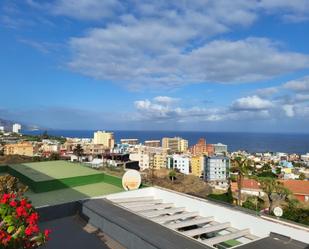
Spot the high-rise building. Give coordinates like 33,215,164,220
190,155,204,177
189,138,207,155
162,137,188,153
204,156,230,186
0,126,4,132
213,143,228,155
144,140,161,147
120,139,139,145
206,144,214,156
12,123,21,133
167,154,190,174
93,131,115,149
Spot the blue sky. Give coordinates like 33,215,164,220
1,0,309,132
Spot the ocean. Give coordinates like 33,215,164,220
22,130,309,154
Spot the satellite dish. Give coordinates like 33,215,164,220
122,170,141,191
273,207,283,217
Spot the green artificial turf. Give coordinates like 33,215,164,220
26,181,123,207
10,161,101,181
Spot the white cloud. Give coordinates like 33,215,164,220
283,76,309,92
282,104,295,117
134,96,224,122
153,96,179,105
295,94,309,102
232,95,273,111
26,0,120,20
258,0,309,22
69,33,309,89
255,87,279,97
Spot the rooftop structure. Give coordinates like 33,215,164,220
120,138,139,145
144,140,161,147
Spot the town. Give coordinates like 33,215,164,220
0,124,308,227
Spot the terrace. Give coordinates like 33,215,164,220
0,160,123,207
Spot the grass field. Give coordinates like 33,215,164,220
26,181,123,207
10,161,101,182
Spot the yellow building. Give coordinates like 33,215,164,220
93,131,115,149
4,142,34,157
162,137,188,153
153,153,167,170
282,167,292,174
191,155,204,177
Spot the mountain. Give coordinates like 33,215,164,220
0,118,39,132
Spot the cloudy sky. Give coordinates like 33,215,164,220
1,0,309,132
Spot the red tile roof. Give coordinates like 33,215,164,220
231,179,309,196
281,180,309,195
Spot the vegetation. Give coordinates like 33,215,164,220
207,192,233,204
257,177,290,213
242,196,264,212
168,170,176,182
145,170,211,198
49,152,60,161
0,175,28,196
231,155,252,206
73,144,84,162
282,199,309,226
298,173,306,180
0,193,51,248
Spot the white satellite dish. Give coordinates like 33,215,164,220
122,170,141,191
273,206,283,217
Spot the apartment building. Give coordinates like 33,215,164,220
144,140,161,147
191,155,204,177
204,156,230,186
93,131,115,149
4,142,34,156
213,143,228,155
167,154,190,174
162,137,188,153
120,139,139,145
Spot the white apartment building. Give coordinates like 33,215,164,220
12,123,21,133
213,143,228,154
167,154,190,175
0,126,4,132
204,156,230,186
129,152,151,171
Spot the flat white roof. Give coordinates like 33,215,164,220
103,187,309,248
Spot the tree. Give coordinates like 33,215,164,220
49,152,60,161
169,170,176,183
299,173,306,180
73,144,84,162
42,130,49,139
257,177,290,213
231,155,252,206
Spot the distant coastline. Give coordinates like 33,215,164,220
22,130,309,154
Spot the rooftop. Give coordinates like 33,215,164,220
11,161,101,181
37,187,308,249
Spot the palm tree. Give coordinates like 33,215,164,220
257,177,290,213
231,155,252,206
73,144,84,162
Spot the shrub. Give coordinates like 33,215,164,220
0,193,50,248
